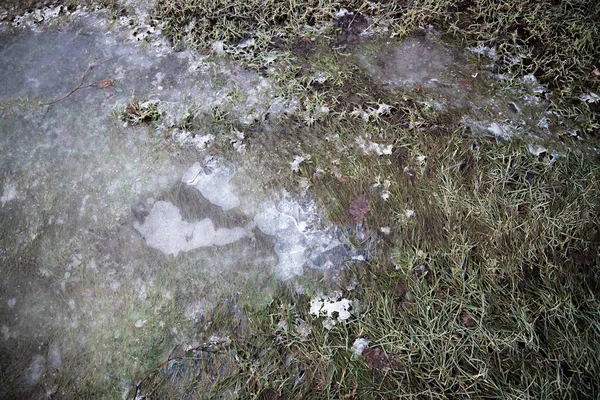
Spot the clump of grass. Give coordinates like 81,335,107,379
152,0,599,134
121,99,162,126
426,0,600,132
152,0,394,49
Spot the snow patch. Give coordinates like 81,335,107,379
351,338,370,360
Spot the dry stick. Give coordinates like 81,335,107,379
129,341,227,399
41,58,110,106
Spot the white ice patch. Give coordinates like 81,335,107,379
291,155,309,172
527,143,548,156
351,338,370,360
254,196,353,280
581,92,600,103
1,182,16,206
182,159,240,211
465,119,515,140
310,294,355,329
133,201,247,256
355,136,393,156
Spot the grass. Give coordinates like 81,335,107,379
135,1,599,396
1,0,598,398
128,114,599,398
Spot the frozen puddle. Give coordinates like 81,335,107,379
0,9,354,398
353,35,589,154
133,201,248,256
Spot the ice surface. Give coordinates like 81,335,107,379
182,159,241,211
254,195,356,280
133,201,247,256
351,338,370,360
310,294,356,329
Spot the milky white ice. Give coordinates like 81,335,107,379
351,338,370,360
182,160,241,211
133,201,247,256
310,294,356,329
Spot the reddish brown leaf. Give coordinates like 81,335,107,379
99,79,113,88
362,347,402,373
394,280,407,300
126,104,140,116
349,195,370,225
572,251,592,266
460,312,476,328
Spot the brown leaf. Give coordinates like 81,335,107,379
349,195,370,225
126,104,140,116
362,347,403,373
592,68,600,78
572,251,592,266
99,79,113,88
460,312,476,328
394,280,407,300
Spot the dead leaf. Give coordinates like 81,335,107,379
572,251,592,266
99,79,113,88
394,280,407,300
362,347,403,373
349,195,370,225
126,104,140,116
336,175,348,184
460,312,476,328
592,68,600,78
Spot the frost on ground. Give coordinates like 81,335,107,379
0,7,347,397
354,36,584,154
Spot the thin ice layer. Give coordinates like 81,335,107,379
133,201,247,256
182,159,241,211
254,196,356,280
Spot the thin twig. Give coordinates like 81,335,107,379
129,341,229,399
41,58,110,106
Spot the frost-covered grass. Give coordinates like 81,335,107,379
117,1,600,398
153,0,600,134
132,118,600,398
1,0,598,398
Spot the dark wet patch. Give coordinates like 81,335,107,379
332,10,370,48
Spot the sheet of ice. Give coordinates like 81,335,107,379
133,201,247,256
254,195,356,280
1,182,16,206
181,159,241,211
